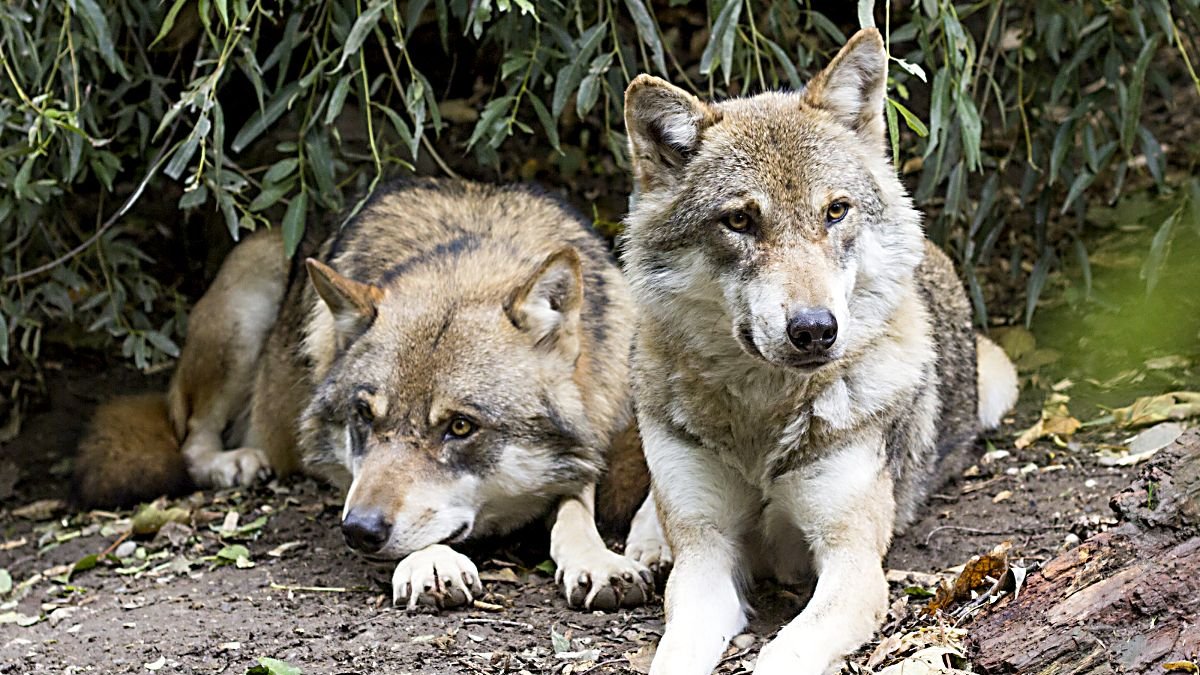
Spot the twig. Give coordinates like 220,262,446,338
580,657,628,674
99,531,131,557
460,617,533,630
923,524,1056,547
269,582,351,593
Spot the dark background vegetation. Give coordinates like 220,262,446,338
2,0,1199,412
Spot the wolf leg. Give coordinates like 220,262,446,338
754,437,894,675
625,488,673,579
391,544,484,610
643,420,757,675
170,230,285,489
551,483,654,610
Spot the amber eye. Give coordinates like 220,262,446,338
446,416,476,439
826,201,850,224
354,399,374,424
723,211,754,233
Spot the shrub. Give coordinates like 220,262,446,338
2,0,1197,371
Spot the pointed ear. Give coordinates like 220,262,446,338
803,28,888,144
624,74,723,192
506,248,584,361
306,258,383,345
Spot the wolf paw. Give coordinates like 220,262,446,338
753,642,824,675
625,526,673,582
556,548,653,611
392,544,483,611
198,447,273,488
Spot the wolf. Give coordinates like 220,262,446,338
617,28,1019,675
74,179,653,611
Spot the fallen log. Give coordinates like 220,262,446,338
966,430,1200,674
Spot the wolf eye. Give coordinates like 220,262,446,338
445,416,476,439
826,201,850,224
354,399,374,424
723,211,753,233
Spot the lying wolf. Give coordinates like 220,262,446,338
74,179,653,611
619,28,1019,674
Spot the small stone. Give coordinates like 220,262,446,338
115,541,137,559
1084,479,1098,489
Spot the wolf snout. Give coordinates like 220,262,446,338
786,307,838,354
341,508,392,554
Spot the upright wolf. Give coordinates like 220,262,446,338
75,179,654,611
618,28,1019,674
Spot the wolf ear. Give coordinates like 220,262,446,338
803,28,888,145
306,258,383,344
624,74,722,191
506,248,584,361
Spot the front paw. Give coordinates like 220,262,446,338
625,529,673,582
199,447,273,488
391,544,483,610
754,641,827,675
556,548,653,611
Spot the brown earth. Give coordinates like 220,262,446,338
0,357,1152,675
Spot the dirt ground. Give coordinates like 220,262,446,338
0,351,1152,675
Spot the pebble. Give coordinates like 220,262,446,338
115,541,137,559
1084,479,1098,489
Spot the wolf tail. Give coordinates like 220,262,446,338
975,335,1019,430
73,393,193,508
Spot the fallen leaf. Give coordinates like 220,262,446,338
992,490,1013,504
1109,391,1200,428
131,504,191,536
11,499,65,520
247,657,302,675
927,542,1011,614
1127,421,1184,455
877,646,971,675
1163,661,1199,673
550,625,572,654
479,568,520,584
267,541,305,558
1144,355,1190,370
143,656,167,671
1016,393,1080,448
0,569,11,595
624,643,656,674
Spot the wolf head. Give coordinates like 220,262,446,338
298,245,603,561
621,28,924,371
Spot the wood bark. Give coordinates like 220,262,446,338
966,430,1200,674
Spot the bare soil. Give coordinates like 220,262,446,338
0,357,1145,675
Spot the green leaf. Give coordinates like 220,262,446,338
903,585,934,598
885,96,900,167
623,0,667,75
1121,36,1160,155
887,98,928,137
69,0,130,79
857,0,875,29
334,0,388,73
151,0,189,48
0,314,8,365
0,569,13,595
1024,250,1057,327
251,657,302,675
529,96,560,152
144,330,180,358
72,554,99,578
699,0,743,85
957,97,982,171
762,38,800,89
233,82,304,153
264,158,300,184
324,76,353,127
282,191,307,258
533,559,556,575
1141,206,1179,295
551,23,605,119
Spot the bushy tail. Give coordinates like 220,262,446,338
975,335,1019,430
73,394,193,508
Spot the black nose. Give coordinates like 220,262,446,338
786,308,838,353
341,509,390,554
